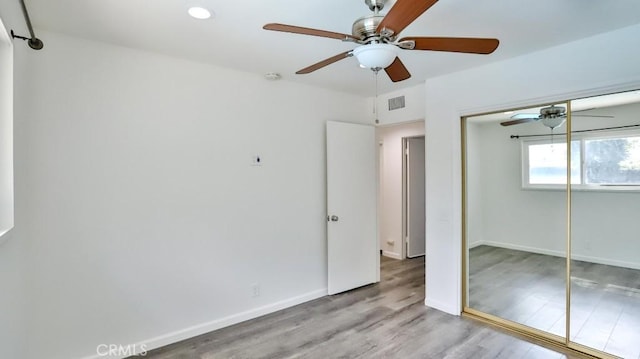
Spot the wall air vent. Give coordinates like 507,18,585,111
388,96,405,111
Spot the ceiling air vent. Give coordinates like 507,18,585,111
388,96,405,111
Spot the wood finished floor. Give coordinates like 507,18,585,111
469,245,640,359
137,256,585,359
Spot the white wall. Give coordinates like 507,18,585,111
467,102,640,269
424,23,640,315
375,84,425,125
13,31,369,359
377,121,424,259
0,230,25,359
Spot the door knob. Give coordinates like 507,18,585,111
328,215,339,222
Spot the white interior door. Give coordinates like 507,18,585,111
407,137,425,258
327,121,378,295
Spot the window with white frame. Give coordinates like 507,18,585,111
522,132,640,189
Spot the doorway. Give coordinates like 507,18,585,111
376,121,425,260
403,136,425,258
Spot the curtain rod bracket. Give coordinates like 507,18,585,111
12,0,44,50
10,29,43,50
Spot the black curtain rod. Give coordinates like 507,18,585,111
510,123,640,139
10,0,43,50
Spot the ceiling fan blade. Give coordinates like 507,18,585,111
296,51,353,74
384,57,411,82
400,37,499,54
511,113,539,119
376,0,438,36
571,108,614,118
500,118,539,126
573,114,615,118
263,23,358,41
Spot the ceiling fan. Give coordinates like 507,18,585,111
500,105,614,130
263,0,500,82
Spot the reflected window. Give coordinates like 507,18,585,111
585,136,640,185
525,140,580,185
523,133,640,189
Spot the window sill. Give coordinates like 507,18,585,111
522,184,640,193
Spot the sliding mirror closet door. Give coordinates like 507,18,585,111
569,91,640,358
464,103,569,338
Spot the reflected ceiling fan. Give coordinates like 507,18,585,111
263,0,500,82
500,105,614,130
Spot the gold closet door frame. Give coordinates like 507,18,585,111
460,100,619,359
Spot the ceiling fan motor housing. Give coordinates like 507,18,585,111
540,105,566,117
352,14,385,42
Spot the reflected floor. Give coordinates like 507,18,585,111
469,245,640,359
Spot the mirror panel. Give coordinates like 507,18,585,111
569,92,640,358
465,103,568,337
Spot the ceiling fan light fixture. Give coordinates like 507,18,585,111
352,43,398,70
541,116,566,130
188,6,212,19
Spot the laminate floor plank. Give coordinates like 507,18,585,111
139,255,585,359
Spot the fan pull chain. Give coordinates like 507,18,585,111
374,68,379,124
549,128,556,152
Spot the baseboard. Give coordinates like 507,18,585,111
382,250,402,260
571,253,640,271
473,241,562,258
467,240,484,249
79,288,327,359
475,241,640,270
424,297,459,316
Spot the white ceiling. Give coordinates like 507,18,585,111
22,0,640,96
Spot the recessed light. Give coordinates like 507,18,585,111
504,111,514,114
188,6,212,20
